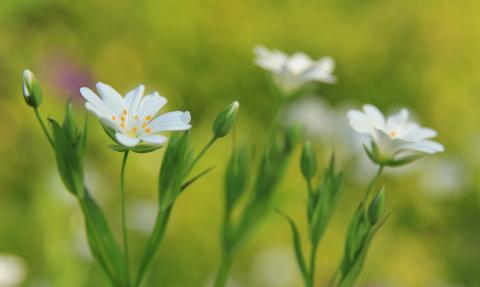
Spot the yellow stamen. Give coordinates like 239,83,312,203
142,123,147,128
389,131,397,138
120,122,125,129
145,115,152,121
111,115,116,121
132,127,137,133
134,115,139,120
145,128,152,134
123,109,128,115
121,116,126,122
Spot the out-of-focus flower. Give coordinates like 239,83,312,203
128,200,157,233
254,45,336,94
419,157,469,197
22,69,42,108
0,254,27,286
80,83,191,147
251,247,298,287
347,104,444,166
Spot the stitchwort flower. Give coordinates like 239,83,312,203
254,45,336,95
80,82,191,147
347,104,444,166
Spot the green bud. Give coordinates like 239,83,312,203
301,141,316,180
212,101,239,138
368,187,386,225
22,69,42,108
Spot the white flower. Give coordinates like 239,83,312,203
80,83,191,147
254,45,336,94
347,104,444,165
0,254,27,286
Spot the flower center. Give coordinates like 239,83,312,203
388,130,398,138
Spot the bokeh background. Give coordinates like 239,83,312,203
1,0,479,286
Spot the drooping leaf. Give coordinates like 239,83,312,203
275,208,308,281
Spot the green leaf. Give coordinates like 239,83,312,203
49,118,84,195
79,189,126,286
158,131,192,209
225,145,249,212
274,208,308,281
310,156,343,246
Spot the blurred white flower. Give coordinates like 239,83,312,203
254,45,336,94
0,254,27,286
419,157,469,197
80,83,191,147
251,246,298,287
347,104,444,166
128,200,157,234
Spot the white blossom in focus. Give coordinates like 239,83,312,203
80,83,191,147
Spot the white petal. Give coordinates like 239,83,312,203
139,134,167,145
148,111,192,133
80,87,112,116
254,46,286,72
287,52,313,75
386,109,409,130
115,133,140,147
96,82,125,115
347,110,372,134
124,84,145,111
363,104,385,129
302,57,336,83
402,124,437,141
137,92,167,120
405,140,444,154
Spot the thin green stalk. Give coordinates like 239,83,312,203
120,151,131,286
34,108,53,146
362,165,384,205
214,251,233,287
307,244,319,287
191,136,216,169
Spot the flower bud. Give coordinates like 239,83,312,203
301,141,316,180
22,69,43,108
368,187,386,225
212,101,239,138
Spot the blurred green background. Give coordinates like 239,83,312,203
1,0,479,286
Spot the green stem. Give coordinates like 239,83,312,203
362,165,384,205
191,136,216,170
120,151,131,286
134,207,172,287
307,244,319,287
34,108,53,147
214,251,233,287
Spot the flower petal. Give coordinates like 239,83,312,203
80,87,112,116
96,82,125,115
148,111,192,133
137,92,167,120
115,133,140,147
363,104,385,129
139,134,168,145
404,140,444,154
347,110,372,134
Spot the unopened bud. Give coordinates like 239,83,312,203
368,187,386,225
212,101,239,138
301,141,317,180
22,69,42,108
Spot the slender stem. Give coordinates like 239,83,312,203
214,251,233,287
191,136,216,170
34,108,53,147
362,165,384,204
362,164,384,226
120,151,131,286
307,243,319,287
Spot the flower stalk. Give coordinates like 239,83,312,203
120,151,131,286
